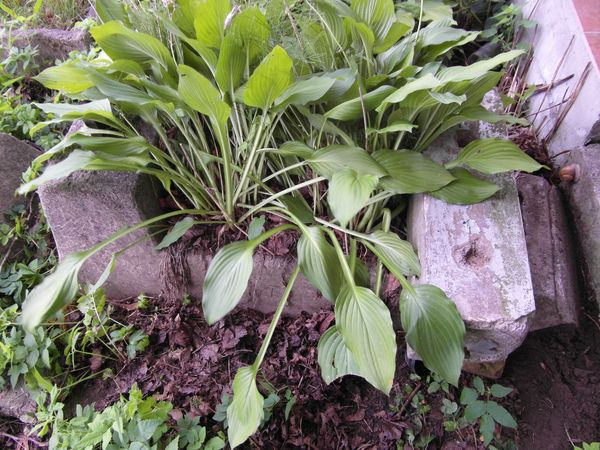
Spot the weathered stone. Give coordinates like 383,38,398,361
0,384,36,420
0,134,40,221
186,251,330,317
406,129,535,376
517,174,580,330
561,145,600,308
39,170,331,315
38,171,165,299
6,28,89,69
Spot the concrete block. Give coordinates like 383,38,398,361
406,132,535,376
0,134,40,221
517,174,580,330
38,171,165,299
561,145,600,307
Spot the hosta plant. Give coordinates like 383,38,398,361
19,0,541,446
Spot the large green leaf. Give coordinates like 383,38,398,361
193,0,231,49
91,21,176,75
400,284,465,385
243,46,293,110
373,149,455,194
325,85,395,121
328,169,379,227
34,63,94,94
376,74,442,111
317,326,360,384
366,230,421,277
95,0,127,23
308,145,388,179
21,253,88,331
18,150,95,194
202,242,254,324
430,168,500,204
274,76,336,108
228,6,271,62
446,138,544,174
215,33,246,93
486,401,517,428
437,50,524,82
226,366,264,448
178,65,231,126
297,227,343,302
336,285,397,394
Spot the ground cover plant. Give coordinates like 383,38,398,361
12,0,545,447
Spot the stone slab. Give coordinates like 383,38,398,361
38,171,165,299
561,145,600,307
39,170,331,315
517,174,580,330
5,28,89,69
0,384,36,420
0,134,40,221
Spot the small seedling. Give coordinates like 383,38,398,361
460,377,516,446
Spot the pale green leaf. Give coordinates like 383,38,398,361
227,366,264,448
194,0,231,49
317,326,360,384
373,149,455,194
156,217,195,250
215,33,246,93
178,65,231,126
297,227,343,302
480,414,495,446
91,21,176,75
18,150,94,194
34,99,112,116
325,85,395,121
202,242,254,324
400,284,465,385
21,253,87,331
377,74,442,111
328,169,378,227
430,168,500,204
309,145,388,179
490,384,512,398
34,63,94,94
464,400,486,422
228,6,271,61
248,216,266,240
95,0,126,23
367,121,416,135
274,76,336,108
446,138,544,174
243,46,293,110
367,230,421,277
437,50,524,83
336,285,397,394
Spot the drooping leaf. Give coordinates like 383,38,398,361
479,414,495,446
328,169,379,227
226,366,264,448
21,253,88,331
274,76,336,108
308,145,388,179
325,85,395,121
377,74,442,111
373,149,455,194
156,217,196,250
202,242,254,324
437,50,524,83
366,230,421,277
178,65,231,126
490,384,513,398
318,326,360,384
400,284,465,385
336,285,397,394
18,150,95,194
91,21,176,75
446,138,544,174
366,121,416,135
297,227,343,302
430,168,500,204
243,46,293,110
